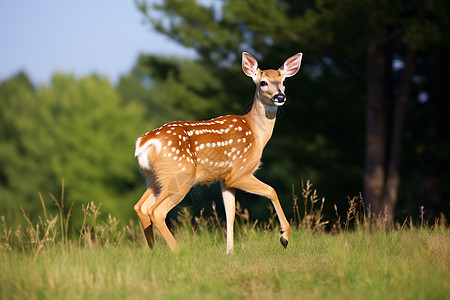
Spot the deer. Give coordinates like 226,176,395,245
134,52,302,254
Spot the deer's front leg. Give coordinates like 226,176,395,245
230,175,290,249
220,181,236,254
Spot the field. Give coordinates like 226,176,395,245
1,186,449,300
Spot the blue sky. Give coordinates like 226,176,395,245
0,0,195,85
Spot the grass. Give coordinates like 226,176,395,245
1,181,449,299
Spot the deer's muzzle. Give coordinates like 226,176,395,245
272,93,286,106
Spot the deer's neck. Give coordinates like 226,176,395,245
245,94,278,149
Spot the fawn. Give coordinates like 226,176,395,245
135,52,302,254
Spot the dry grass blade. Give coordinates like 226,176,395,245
0,215,12,252
48,180,72,251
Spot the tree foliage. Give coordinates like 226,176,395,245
0,74,148,223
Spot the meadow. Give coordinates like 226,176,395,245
1,183,449,300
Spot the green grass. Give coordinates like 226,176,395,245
1,227,449,300
1,182,449,299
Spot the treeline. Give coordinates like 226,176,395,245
0,72,141,223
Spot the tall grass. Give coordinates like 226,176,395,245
1,180,447,252
0,180,449,299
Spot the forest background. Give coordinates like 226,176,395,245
1,0,449,228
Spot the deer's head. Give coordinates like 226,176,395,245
242,52,302,107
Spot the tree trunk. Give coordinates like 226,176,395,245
364,19,418,223
384,45,417,223
364,31,387,218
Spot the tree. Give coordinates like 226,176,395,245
0,73,148,223
136,0,450,222
119,54,238,122
0,72,47,217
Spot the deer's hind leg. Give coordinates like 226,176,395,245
148,172,196,252
134,176,158,249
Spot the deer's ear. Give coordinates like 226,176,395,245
242,52,259,80
279,53,302,77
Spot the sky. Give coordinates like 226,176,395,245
0,0,195,85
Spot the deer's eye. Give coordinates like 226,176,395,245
260,81,268,86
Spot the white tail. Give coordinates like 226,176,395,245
134,52,303,253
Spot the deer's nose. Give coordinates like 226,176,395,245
273,93,286,103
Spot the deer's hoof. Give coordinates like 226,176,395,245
280,236,288,249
